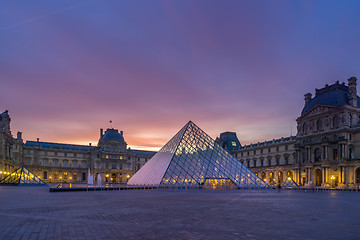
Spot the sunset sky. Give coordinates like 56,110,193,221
1,0,360,151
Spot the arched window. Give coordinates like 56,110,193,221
317,119,323,131
314,148,321,162
82,172,86,181
303,123,308,134
43,171,47,179
349,114,352,127
333,115,339,129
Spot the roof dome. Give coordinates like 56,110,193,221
301,82,360,115
102,128,124,142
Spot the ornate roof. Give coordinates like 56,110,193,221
102,128,124,142
301,81,360,115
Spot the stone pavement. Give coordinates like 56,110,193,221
0,187,359,240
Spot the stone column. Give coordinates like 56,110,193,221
322,167,326,185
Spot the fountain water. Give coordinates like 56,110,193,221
96,173,102,186
87,168,94,185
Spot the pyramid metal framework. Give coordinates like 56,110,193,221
0,166,47,186
128,121,268,188
281,178,299,188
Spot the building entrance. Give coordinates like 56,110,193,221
204,178,237,189
314,169,322,186
355,168,360,184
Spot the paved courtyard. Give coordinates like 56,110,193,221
0,187,359,240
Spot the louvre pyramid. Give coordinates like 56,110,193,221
0,166,47,186
281,178,299,188
128,121,267,188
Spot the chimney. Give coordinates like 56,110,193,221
37,138,39,142
100,128,103,138
348,77,357,107
17,131,22,140
120,131,123,135
304,93,312,105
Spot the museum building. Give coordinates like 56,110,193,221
218,77,360,187
0,113,155,184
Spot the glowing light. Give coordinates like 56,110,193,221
126,174,131,179
288,177,291,180
105,174,109,178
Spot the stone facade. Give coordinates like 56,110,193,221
228,77,360,188
0,113,155,184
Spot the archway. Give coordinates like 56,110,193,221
355,167,360,184
278,171,283,184
287,171,294,179
261,172,266,182
269,172,275,185
314,169,322,186
111,173,116,183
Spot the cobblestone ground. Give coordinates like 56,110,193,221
0,187,359,240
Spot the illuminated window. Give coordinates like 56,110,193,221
106,155,109,159
119,156,123,160
231,141,237,146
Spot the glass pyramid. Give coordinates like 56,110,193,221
0,166,47,186
128,121,268,188
281,178,299,188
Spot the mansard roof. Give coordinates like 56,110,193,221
25,141,92,151
239,136,296,150
301,81,360,116
102,128,125,142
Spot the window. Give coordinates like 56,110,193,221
276,157,280,165
349,148,353,159
285,145,288,151
106,155,109,159
333,115,339,129
261,149,263,154
254,150,256,155
276,146,279,152
74,153,77,158
247,152,249,156
82,172,86,181
317,119,323,131
253,159,257,167
268,148,271,153
43,159,48,167
44,151,47,156
112,164,116,169
231,141,237,146
303,123,308,134
284,156,288,165
247,161,250,168
333,149,338,161
55,152,58,157
119,156,123,160
82,162,86,168
43,171,47,179
105,163,109,169
314,148,321,162
64,152,67,157
63,161,68,167
260,159,264,167
241,152,243,157
349,114,352,127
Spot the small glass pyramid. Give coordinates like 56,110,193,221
0,166,47,186
128,121,268,188
281,178,299,188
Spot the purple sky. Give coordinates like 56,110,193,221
1,0,360,150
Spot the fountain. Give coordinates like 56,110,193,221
87,168,94,185
96,173,102,186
